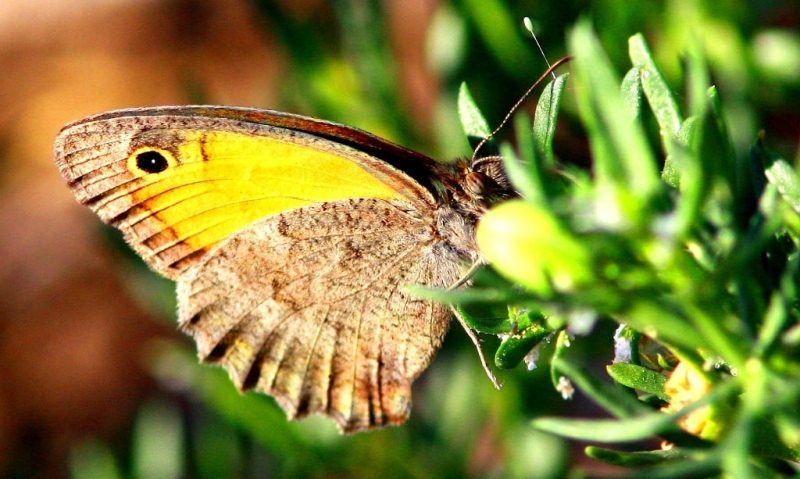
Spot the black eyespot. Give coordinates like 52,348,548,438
135,150,169,173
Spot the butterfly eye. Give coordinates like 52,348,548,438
464,171,488,196
135,150,170,173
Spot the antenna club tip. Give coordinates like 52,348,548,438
523,17,534,31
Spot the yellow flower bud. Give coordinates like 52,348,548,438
476,200,592,294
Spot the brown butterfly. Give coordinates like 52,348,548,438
54,106,513,432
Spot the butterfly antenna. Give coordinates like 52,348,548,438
523,17,557,80
470,55,572,163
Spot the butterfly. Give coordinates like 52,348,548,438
53,106,514,433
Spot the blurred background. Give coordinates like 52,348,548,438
0,0,797,477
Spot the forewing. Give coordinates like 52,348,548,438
53,107,436,279
178,198,462,432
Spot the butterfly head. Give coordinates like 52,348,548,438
449,156,515,217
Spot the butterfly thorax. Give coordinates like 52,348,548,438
433,157,516,262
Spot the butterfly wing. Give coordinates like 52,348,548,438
54,106,440,279
178,198,461,432
54,106,468,431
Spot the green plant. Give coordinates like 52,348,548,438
426,21,800,477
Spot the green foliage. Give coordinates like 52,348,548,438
448,21,800,477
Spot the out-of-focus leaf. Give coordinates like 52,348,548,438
620,67,643,120
458,302,515,334
70,440,124,479
532,412,683,443
765,158,800,214
552,355,650,419
501,134,541,202
629,33,682,138
534,380,738,443
460,0,536,79
585,446,691,466
426,3,467,77
458,82,492,149
132,399,184,479
569,21,660,208
192,412,242,479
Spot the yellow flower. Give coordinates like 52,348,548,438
662,362,728,440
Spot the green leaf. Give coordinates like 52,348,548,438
147,343,328,469
585,446,691,466
501,131,541,202
459,0,536,80
755,256,798,358
607,363,669,400
192,412,243,479
552,354,650,419
70,440,124,479
457,82,492,150
684,36,711,120
620,67,643,120
132,399,184,479
532,380,738,443
495,321,551,369
765,158,800,214
409,283,535,306
569,21,660,206
629,33,685,189
628,33,682,138
721,413,755,478
457,302,516,334
614,455,722,479
532,413,683,443
533,73,569,166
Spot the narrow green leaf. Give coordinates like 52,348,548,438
670,138,706,237
569,21,660,203
684,36,710,119
754,254,798,357
614,455,722,479
765,158,800,214
132,399,184,479
495,321,551,369
532,412,683,443
409,283,535,306
607,363,669,400
148,344,324,465
460,0,536,80
193,412,243,479
457,303,516,334
721,414,755,479
457,82,492,148
533,73,569,166
552,355,650,418
629,33,683,138
708,87,745,223
629,33,685,187
620,67,643,120
532,380,738,442
501,132,542,202
585,446,690,466
70,440,124,479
